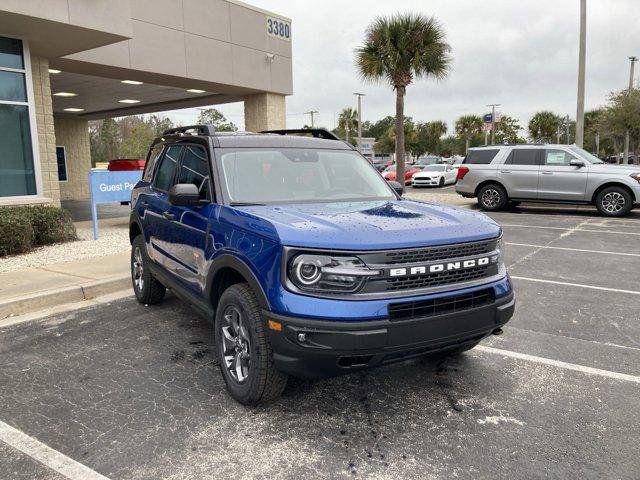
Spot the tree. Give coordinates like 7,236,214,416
375,118,417,156
362,115,395,140
440,135,464,156
455,115,483,153
148,114,174,136
356,13,451,190
337,107,358,143
528,111,562,143
601,88,640,163
119,122,155,159
493,115,524,144
197,108,238,132
92,118,120,163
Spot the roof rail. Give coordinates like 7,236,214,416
260,128,340,140
163,124,215,136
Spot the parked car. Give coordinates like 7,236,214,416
456,144,640,216
372,157,392,172
412,164,458,188
129,125,514,405
414,156,441,167
108,159,146,171
382,164,422,184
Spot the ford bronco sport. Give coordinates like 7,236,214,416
129,125,514,405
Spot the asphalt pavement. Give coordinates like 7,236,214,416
0,205,639,480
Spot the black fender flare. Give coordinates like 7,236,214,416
205,254,271,310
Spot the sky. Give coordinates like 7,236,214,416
166,0,638,136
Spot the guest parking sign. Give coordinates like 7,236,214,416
89,169,142,239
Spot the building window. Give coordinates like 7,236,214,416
56,146,67,181
0,36,38,199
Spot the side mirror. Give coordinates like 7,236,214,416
168,183,200,206
387,180,404,196
569,159,585,168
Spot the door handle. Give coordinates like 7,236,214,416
162,211,175,221
541,171,554,175
500,170,511,174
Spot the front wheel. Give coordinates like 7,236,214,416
214,283,288,405
477,184,508,211
595,186,633,217
131,235,166,305
439,177,445,187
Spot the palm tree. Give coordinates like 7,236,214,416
356,13,451,190
455,115,483,153
337,107,358,143
528,111,562,143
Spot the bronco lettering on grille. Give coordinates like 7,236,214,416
388,256,494,277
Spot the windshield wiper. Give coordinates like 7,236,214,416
229,201,266,206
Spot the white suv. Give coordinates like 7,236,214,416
455,144,640,217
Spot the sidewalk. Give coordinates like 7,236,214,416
0,252,130,319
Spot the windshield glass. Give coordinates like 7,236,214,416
421,165,446,172
220,148,396,204
568,145,604,164
415,157,439,166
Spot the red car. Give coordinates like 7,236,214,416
382,164,422,184
107,159,145,171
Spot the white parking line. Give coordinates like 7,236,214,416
501,224,640,236
506,242,640,257
0,420,110,480
510,276,640,295
477,345,640,384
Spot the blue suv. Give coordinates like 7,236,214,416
129,125,514,405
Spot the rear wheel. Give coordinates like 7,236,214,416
214,283,287,405
131,235,166,305
595,186,633,217
477,183,508,211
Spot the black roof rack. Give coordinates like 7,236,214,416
260,128,340,140
162,124,215,136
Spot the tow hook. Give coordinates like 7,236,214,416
492,328,503,336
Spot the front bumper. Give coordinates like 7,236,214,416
412,178,440,186
264,291,514,378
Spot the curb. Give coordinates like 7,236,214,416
0,275,131,319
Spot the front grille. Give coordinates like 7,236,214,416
387,288,495,321
384,264,498,291
382,239,496,265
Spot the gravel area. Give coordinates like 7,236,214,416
0,222,129,273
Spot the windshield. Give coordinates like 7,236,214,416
415,157,440,166
568,145,604,164
421,165,446,172
220,148,396,204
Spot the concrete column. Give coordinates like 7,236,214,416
30,54,61,206
54,117,92,201
244,93,286,132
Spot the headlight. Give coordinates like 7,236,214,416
630,173,640,183
288,253,381,293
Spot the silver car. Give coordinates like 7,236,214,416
455,144,640,216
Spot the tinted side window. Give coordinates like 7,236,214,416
153,145,182,191
178,145,211,200
143,144,163,182
544,149,576,166
506,149,540,166
464,149,499,164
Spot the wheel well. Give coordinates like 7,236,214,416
129,222,141,244
474,180,506,198
591,182,635,204
210,267,249,311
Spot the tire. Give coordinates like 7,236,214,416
131,235,166,305
595,186,633,217
439,177,445,188
477,183,508,211
214,283,288,405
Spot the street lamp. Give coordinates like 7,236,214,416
353,93,365,152
486,103,500,144
575,0,586,147
623,56,637,164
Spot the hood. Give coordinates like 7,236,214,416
236,200,500,250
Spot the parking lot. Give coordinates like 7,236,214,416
1,202,639,480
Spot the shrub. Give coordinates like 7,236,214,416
0,205,77,257
0,213,34,256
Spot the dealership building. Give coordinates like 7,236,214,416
0,0,292,206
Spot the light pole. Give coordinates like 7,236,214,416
575,0,586,147
623,56,637,164
353,93,365,152
304,110,318,128
487,103,500,144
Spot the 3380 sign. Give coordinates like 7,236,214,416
266,16,290,40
